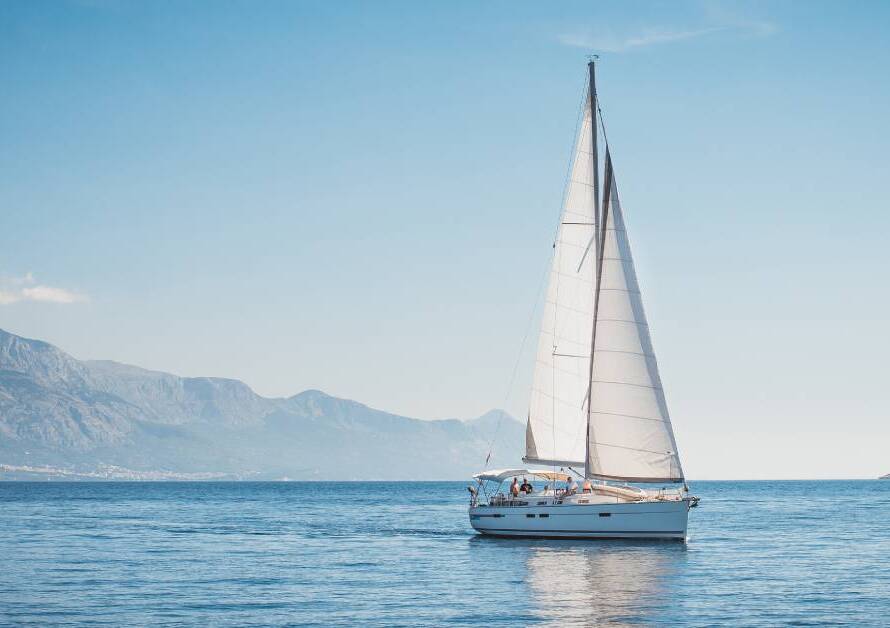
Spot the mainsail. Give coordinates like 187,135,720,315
525,62,684,483
524,94,597,468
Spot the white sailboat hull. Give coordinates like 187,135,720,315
469,498,690,540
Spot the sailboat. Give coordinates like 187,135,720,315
468,60,698,540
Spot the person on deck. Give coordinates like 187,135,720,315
565,476,577,495
510,477,520,498
582,478,593,494
520,478,533,494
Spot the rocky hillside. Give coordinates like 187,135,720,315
0,328,523,479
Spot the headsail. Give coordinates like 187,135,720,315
586,152,684,482
524,92,597,468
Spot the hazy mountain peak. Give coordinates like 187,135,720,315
0,327,90,388
467,409,513,426
287,388,336,403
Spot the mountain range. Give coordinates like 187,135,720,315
0,328,522,480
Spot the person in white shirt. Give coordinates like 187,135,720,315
565,476,577,495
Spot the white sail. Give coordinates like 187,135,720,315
586,154,684,482
524,96,597,467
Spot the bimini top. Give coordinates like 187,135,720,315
472,468,573,483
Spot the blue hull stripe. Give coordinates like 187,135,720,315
476,529,684,534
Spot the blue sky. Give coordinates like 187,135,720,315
2,1,889,478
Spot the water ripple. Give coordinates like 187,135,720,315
0,480,888,626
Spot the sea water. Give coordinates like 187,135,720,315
1,480,887,626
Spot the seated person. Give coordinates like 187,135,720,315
565,476,577,495
582,478,593,493
520,478,533,494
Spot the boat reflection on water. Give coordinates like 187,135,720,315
523,540,684,625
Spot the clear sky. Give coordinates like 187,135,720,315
2,1,889,479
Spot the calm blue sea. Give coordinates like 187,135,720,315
1,481,888,626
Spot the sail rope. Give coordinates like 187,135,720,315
481,77,590,470
482,261,549,469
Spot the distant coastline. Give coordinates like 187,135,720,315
0,327,523,481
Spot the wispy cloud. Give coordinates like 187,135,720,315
559,16,777,53
0,273,88,305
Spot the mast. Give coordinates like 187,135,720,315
584,59,600,479
589,59,600,263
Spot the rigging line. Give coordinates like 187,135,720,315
567,179,596,188
596,97,610,150
482,246,551,470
